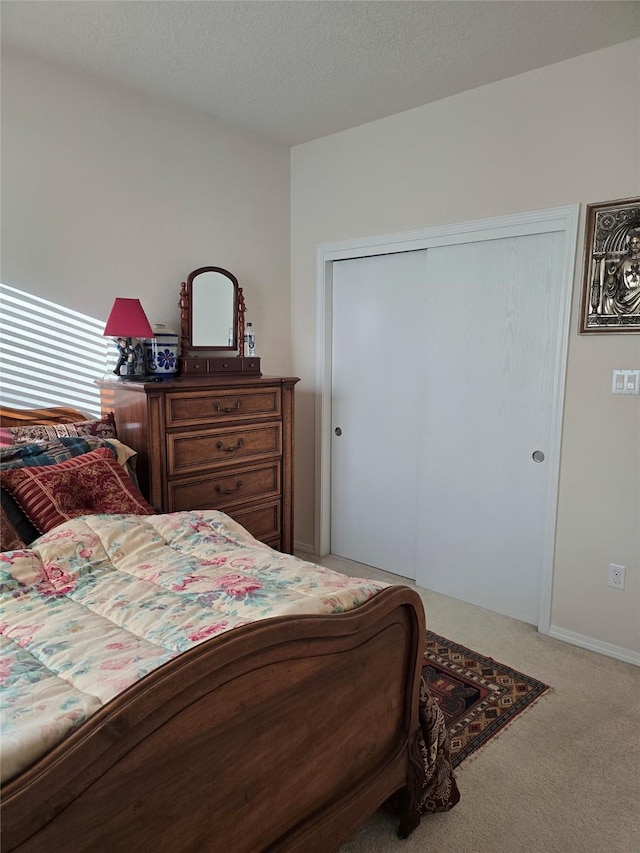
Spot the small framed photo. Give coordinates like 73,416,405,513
579,197,640,333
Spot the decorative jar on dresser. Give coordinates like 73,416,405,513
96,375,300,553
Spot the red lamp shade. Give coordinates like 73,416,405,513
103,298,154,338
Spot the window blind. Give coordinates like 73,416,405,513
0,283,108,417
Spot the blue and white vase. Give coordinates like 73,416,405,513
144,324,180,376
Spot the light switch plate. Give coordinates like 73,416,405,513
612,369,640,395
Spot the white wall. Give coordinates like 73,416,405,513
291,40,640,658
1,47,292,375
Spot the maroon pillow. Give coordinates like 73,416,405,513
0,448,154,534
7,413,117,444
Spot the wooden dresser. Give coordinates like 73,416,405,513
96,375,299,553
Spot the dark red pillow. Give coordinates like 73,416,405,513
0,448,154,534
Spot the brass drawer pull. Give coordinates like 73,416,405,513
215,480,243,495
214,400,242,413
215,438,245,453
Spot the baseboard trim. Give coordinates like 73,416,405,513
548,625,640,666
293,540,315,555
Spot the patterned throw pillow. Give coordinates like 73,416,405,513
0,438,140,547
0,438,121,546
0,448,154,534
6,413,117,444
0,437,115,469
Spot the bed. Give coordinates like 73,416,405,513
0,405,458,852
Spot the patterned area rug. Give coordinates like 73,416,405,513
422,631,550,768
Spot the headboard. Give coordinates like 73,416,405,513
0,406,90,428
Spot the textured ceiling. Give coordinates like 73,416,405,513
2,1,639,145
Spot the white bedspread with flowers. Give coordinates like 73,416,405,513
0,510,387,783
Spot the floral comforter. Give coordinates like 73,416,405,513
0,510,459,813
0,510,388,783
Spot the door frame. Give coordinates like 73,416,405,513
315,205,580,634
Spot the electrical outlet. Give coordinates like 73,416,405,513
608,564,625,589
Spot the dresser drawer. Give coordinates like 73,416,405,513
167,423,282,476
165,388,281,427
229,500,281,542
180,358,211,375
168,461,281,512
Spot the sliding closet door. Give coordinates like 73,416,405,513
331,229,565,624
415,232,564,624
331,251,429,579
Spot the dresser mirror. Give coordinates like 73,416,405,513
180,266,239,351
179,266,261,376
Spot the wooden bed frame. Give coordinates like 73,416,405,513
0,406,427,852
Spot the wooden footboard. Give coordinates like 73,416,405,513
1,585,425,852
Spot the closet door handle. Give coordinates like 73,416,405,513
215,480,243,495
215,438,244,453
214,401,242,413
532,450,545,463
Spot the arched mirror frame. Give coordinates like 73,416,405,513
180,266,246,356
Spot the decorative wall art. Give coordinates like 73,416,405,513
580,197,640,333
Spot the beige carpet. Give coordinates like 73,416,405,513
306,554,640,853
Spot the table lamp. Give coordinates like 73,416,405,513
104,298,154,379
